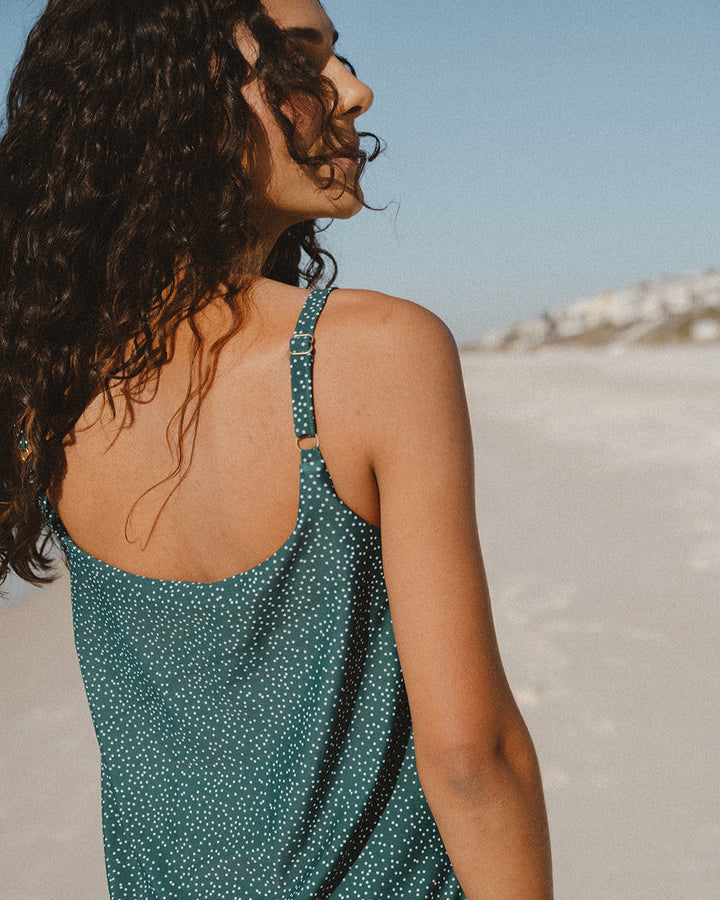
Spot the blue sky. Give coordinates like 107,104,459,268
2,0,719,341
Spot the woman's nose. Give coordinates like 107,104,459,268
333,62,374,119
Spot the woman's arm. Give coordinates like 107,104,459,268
365,293,553,899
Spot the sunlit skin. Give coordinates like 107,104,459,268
236,0,374,255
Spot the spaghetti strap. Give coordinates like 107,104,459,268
289,287,332,448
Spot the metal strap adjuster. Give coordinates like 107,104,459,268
296,434,320,452
290,333,315,356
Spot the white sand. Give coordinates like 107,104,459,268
464,345,720,899
2,344,719,899
0,573,107,899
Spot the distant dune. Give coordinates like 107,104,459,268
469,268,720,352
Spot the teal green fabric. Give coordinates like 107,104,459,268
43,288,465,899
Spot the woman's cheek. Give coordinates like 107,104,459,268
281,94,324,146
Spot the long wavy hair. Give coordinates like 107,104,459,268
0,0,381,586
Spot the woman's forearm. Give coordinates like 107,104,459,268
418,738,553,899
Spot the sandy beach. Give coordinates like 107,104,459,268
2,344,718,899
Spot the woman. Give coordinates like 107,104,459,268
0,0,553,897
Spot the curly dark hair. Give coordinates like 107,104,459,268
0,0,381,586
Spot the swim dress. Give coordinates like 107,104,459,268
42,287,466,899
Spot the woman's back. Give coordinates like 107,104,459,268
52,282,386,582
44,285,467,898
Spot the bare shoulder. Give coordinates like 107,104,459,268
321,289,462,415
322,289,466,453
247,280,458,370
324,288,458,362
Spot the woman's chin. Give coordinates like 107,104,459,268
330,184,365,220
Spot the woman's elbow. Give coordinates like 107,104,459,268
416,710,542,804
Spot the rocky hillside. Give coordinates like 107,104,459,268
470,268,720,352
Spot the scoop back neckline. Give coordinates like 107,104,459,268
44,446,379,589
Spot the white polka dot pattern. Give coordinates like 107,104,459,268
42,288,466,898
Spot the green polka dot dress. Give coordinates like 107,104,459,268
42,288,466,899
